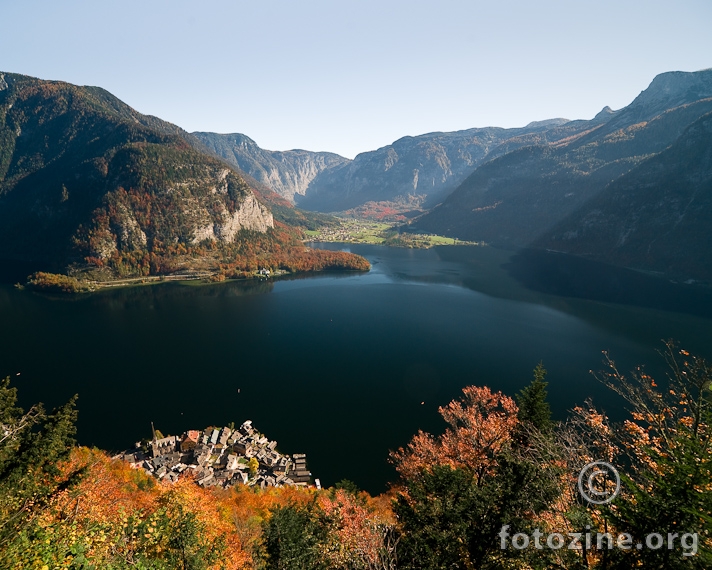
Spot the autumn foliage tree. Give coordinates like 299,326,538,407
391,381,562,569
259,488,398,570
391,386,519,483
3,346,711,569
588,342,712,568
317,488,398,569
0,378,82,566
3,448,258,570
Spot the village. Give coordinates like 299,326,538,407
117,420,318,490
305,218,392,244
304,217,481,248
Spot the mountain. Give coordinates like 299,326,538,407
0,72,366,284
536,111,712,282
193,132,350,203
296,119,578,213
195,120,588,217
0,72,271,268
615,70,712,123
414,69,712,258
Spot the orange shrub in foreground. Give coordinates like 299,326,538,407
36,449,252,569
32,448,394,569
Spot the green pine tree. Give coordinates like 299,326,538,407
516,362,553,435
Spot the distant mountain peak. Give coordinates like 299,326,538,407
593,106,618,121
628,68,712,117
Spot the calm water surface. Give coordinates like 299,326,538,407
1,244,711,493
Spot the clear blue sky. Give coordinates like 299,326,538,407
2,0,711,158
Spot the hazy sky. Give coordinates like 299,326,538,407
2,0,711,158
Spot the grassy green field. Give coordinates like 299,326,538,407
305,218,483,248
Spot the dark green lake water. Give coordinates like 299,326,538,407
2,244,711,493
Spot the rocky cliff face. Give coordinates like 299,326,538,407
193,132,349,203
191,192,273,245
0,73,273,273
81,158,274,264
297,120,578,212
196,119,581,214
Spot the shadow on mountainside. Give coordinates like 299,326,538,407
504,248,712,320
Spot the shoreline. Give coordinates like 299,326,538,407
19,265,369,294
88,269,288,290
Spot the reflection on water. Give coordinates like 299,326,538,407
505,248,712,319
1,244,711,493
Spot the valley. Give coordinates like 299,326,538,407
3,69,711,289
186,69,712,286
304,217,482,248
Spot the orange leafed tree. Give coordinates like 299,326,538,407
29,449,253,570
391,385,519,481
317,489,397,569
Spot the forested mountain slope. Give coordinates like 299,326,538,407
414,69,712,269
0,72,365,283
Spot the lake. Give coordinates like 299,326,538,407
2,244,711,493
